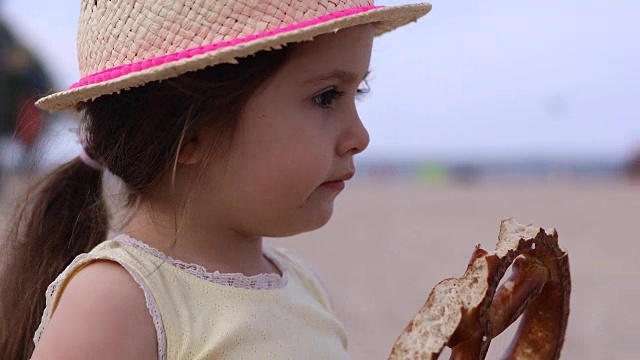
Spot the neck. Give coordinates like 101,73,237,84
122,201,279,276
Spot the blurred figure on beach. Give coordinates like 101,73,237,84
625,148,640,184
0,14,52,178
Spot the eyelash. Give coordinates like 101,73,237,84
313,86,370,109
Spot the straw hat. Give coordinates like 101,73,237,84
36,0,431,111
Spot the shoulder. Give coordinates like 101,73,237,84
266,245,309,267
32,260,157,359
266,245,335,310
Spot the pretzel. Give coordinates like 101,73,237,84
389,218,571,359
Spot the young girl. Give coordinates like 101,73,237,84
0,0,430,358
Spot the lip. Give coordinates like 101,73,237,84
320,180,345,191
320,171,355,191
333,171,355,182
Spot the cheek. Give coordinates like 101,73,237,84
238,117,333,185
229,96,337,202
256,144,330,196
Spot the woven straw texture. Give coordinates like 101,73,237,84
37,0,431,111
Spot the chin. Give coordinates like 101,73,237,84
304,204,334,231
304,212,333,232
269,207,334,237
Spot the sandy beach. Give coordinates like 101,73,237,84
2,176,637,359
273,179,638,359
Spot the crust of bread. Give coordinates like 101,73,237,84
389,218,571,360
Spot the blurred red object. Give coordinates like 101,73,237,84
14,94,44,146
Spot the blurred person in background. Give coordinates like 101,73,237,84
625,148,640,183
0,13,52,181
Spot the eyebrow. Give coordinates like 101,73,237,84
301,70,371,86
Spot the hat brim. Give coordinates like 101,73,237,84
36,3,431,112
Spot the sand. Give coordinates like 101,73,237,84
2,176,637,359
273,179,639,359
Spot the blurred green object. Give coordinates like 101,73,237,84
417,163,449,185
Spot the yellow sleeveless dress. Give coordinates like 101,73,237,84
34,235,349,359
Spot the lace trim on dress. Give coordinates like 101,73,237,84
115,234,288,290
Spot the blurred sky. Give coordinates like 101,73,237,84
2,0,639,162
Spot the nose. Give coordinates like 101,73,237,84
337,109,370,156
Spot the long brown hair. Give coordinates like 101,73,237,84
0,46,292,359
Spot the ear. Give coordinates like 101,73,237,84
177,128,208,165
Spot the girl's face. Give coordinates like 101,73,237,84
194,25,374,238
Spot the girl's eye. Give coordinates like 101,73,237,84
313,89,345,109
313,85,370,109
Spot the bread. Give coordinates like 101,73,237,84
389,218,571,359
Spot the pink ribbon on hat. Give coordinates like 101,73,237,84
70,6,382,89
